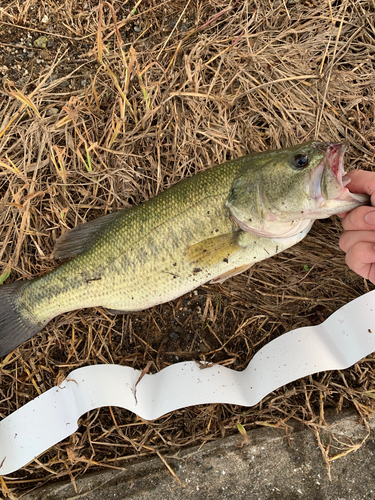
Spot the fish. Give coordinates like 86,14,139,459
0,141,369,357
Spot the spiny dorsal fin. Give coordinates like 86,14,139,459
53,211,121,259
185,231,241,267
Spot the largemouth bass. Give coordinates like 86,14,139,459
0,141,368,356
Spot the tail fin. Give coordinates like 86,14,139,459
0,281,47,357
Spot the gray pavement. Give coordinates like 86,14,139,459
21,410,375,500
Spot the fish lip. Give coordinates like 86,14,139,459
326,142,348,187
313,141,368,204
310,142,348,201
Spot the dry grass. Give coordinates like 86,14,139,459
0,0,375,495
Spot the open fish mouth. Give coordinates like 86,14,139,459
328,143,350,187
313,142,368,206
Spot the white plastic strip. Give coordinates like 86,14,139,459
1,290,375,475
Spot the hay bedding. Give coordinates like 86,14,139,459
0,0,374,494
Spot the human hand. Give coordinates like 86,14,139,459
339,170,375,284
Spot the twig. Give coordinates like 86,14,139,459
315,0,348,138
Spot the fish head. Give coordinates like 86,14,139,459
226,141,369,238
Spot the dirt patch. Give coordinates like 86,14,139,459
0,0,375,495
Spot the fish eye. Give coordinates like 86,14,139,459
292,154,309,169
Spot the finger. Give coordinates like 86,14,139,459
345,170,375,203
339,230,375,253
345,241,375,284
341,206,375,231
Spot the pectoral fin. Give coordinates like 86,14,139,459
185,231,241,267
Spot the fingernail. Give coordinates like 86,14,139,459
365,211,375,225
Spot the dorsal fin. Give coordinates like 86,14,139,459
53,211,121,259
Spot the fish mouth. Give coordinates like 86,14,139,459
326,142,354,196
312,142,368,206
328,142,348,187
